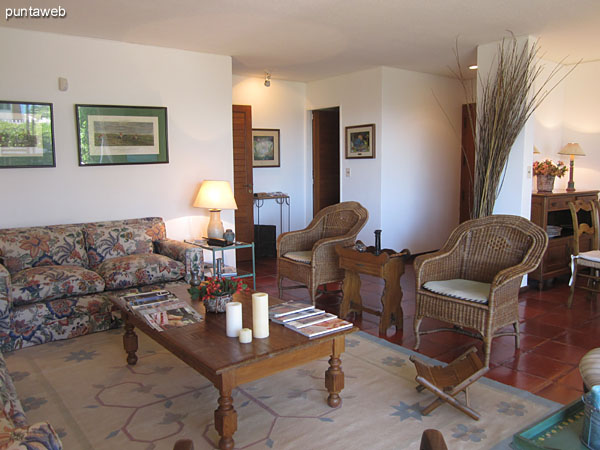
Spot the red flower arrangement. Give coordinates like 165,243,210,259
533,159,568,177
188,276,248,301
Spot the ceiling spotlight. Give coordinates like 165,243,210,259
264,72,271,87
469,65,478,70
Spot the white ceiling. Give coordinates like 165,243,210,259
3,0,600,81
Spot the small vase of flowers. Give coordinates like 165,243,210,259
533,159,568,192
188,276,248,313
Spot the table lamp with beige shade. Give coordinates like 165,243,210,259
193,180,238,238
558,143,586,192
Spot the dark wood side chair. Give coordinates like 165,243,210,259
277,201,368,305
413,215,548,367
567,199,600,308
420,429,448,450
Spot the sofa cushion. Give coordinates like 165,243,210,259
10,266,105,306
96,254,185,290
84,225,154,268
0,421,62,449
0,226,88,274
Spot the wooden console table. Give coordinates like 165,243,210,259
529,189,599,288
335,245,409,334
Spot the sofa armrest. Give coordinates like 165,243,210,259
2,422,63,449
155,239,203,283
0,265,11,330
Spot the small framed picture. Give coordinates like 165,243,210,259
252,128,280,167
0,101,55,168
345,124,375,159
76,104,169,166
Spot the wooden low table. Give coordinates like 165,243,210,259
336,245,409,334
110,284,356,450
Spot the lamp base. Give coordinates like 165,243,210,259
207,209,224,238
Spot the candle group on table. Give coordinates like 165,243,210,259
224,293,270,342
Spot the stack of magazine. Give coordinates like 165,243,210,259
120,290,203,332
269,301,352,338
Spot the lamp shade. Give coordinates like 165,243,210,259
558,143,586,157
533,146,541,154
193,180,238,210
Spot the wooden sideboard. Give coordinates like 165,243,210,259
529,189,599,288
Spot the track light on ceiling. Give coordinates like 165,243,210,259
264,72,271,87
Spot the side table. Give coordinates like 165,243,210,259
335,245,409,334
184,240,256,290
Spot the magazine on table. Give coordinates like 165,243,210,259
120,290,203,332
284,312,338,329
293,318,353,338
268,301,314,318
270,308,324,324
203,263,237,278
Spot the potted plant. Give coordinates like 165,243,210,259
533,159,568,192
188,276,248,313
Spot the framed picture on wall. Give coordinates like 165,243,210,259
345,124,375,159
0,100,55,168
76,104,169,166
252,128,280,167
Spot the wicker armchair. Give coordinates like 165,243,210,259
277,201,368,305
413,215,548,367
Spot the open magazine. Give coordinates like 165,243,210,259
120,290,203,332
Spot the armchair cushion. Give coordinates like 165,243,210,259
282,251,312,264
84,225,154,268
11,266,105,306
97,254,184,290
423,279,490,304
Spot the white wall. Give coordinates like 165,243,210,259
381,67,463,253
306,68,383,243
561,61,600,191
0,28,233,240
232,76,306,235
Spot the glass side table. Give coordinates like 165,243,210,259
184,240,256,290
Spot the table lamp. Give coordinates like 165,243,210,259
193,180,238,238
558,143,586,192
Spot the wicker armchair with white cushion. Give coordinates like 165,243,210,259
277,201,368,305
413,215,548,367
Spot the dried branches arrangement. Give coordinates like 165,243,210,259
456,36,575,218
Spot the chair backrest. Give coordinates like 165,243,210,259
311,201,369,240
442,215,547,283
569,199,600,256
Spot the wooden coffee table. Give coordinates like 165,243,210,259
110,284,356,450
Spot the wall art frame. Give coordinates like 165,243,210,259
0,100,55,168
252,128,280,167
76,104,169,166
345,123,375,159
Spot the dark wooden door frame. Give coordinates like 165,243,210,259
312,107,340,217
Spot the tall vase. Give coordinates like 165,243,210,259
537,175,555,193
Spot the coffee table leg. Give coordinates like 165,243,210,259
122,313,138,365
214,386,237,450
325,335,345,407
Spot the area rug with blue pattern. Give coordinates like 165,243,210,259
6,329,559,449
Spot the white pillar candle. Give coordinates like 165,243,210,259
252,292,269,339
225,302,242,337
239,328,252,343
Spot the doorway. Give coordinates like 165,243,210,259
312,107,340,216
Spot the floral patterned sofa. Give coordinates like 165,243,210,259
0,217,202,352
0,351,62,448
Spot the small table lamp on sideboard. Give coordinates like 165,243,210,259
558,143,586,192
193,180,238,238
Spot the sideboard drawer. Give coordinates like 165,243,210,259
548,196,574,211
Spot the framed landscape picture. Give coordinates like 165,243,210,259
345,124,375,159
252,128,280,167
76,104,168,166
0,101,55,168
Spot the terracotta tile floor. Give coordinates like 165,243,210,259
241,257,600,405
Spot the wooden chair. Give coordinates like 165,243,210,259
567,199,600,308
410,346,488,420
277,201,368,305
419,429,448,450
413,215,548,367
